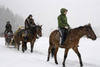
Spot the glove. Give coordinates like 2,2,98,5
68,26,71,29
65,26,68,29
68,26,71,31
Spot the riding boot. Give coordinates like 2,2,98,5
61,33,65,45
60,28,65,45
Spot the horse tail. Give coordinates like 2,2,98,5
49,42,55,57
51,47,55,57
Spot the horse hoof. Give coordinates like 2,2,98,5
47,58,49,62
55,62,58,64
63,63,65,67
22,50,25,53
80,63,83,67
22,51,25,53
80,65,83,67
63,65,65,67
31,51,33,53
17,48,19,51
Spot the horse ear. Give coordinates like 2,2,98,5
88,23,91,26
40,25,42,27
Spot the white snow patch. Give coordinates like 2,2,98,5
0,37,100,67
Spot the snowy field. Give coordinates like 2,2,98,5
0,37,100,67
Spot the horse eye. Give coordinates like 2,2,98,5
88,35,91,37
86,29,88,31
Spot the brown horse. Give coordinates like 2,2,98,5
47,24,97,67
13,25,42,53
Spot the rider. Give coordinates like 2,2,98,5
58,8,70,45
25,14,36,30
4,21,13,37
24,14,37,40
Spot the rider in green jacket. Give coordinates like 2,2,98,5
58,8,70,45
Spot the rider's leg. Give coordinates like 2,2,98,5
59,28,65,45
60,28,68,45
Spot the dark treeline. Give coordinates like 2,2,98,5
0,6,24,37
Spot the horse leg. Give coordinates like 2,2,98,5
62,49,69,67
30,41,35,53
31,44,34,53
73,47,83,67
15,41,20,50
24,42,27,51
14,39,19,49
17,42,21,51
47,45,53,61
22,42,26,53
54,46,59,64
25,44,27,51
17,43,20,51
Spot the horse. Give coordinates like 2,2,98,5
47,24,97,67
4,31,13,46
13,25,42,53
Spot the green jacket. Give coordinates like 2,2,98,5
58,8,69,28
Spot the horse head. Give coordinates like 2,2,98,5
35,25,42,37
85,23,97,40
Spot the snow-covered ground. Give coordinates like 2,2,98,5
0,37,100,67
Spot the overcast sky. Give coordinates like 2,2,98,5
0,0,100,36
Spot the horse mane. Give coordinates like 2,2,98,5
73,24,89,30
71,26,84,32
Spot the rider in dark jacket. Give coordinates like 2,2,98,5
4,21,13,33
4,21,13,37
24,14,37,40
25,14,36,30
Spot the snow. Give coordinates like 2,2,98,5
0,37,100,67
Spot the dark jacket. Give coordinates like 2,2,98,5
25,18,36,29
4,23,13,37
5,23,12,31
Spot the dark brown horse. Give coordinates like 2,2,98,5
47,24,97,67
13,25,42,53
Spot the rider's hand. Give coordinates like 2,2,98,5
68,26,71,29
65,26,68,29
